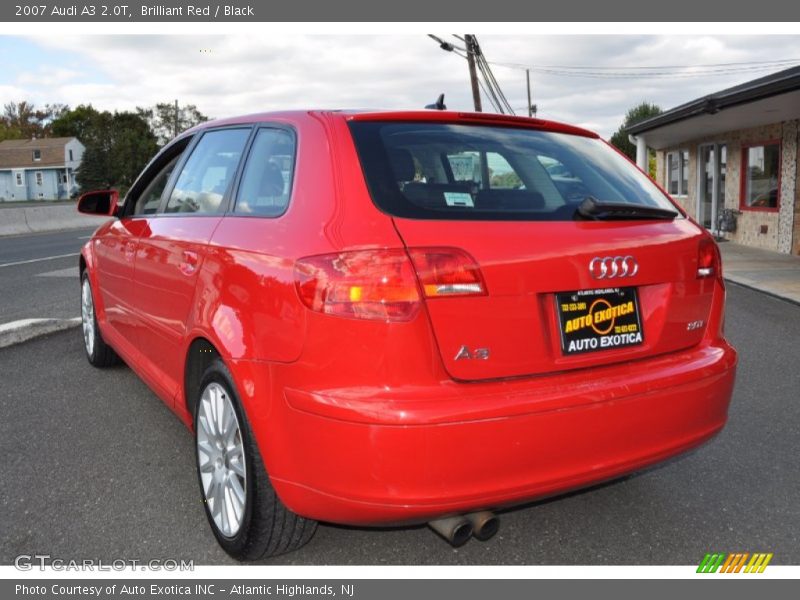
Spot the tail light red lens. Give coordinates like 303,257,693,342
697,236,722,280
407,248,487,298
294,249,421,321
294,247,487,321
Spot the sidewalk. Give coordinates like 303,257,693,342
718,241,800,305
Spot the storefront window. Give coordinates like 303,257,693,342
741,142,780,210
666,150,689,196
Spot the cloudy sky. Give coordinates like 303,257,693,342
1,34,800,138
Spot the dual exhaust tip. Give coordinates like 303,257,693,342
428,511,499,547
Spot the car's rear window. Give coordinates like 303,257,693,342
348,121,679,221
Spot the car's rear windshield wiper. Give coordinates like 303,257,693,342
575,196,679,221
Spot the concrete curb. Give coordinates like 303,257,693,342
0,318,81,349
725,277,800,308
0,204,109,237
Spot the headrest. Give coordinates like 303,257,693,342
388,148,416,182
259,162,285,196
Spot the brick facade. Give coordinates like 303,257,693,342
655,120,800,255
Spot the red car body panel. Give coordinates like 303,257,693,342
92,218,147,344
80,109,737,526
135,215,224,403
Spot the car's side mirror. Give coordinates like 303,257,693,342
77,190,119,217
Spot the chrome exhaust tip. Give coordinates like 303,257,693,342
428,516,473,547
466,511,499,541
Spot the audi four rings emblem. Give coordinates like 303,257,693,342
589,256,639,279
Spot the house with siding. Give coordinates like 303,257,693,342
0,137,84,201
627,66,800,256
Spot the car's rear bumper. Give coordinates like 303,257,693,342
234,341,737,526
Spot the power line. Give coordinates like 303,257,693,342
476,77,501,113
432,36,800,118
434,37,800,80
503,58,800,71
465,35,515,114
429,33,517,115
475,49,515,114
486,59,800,79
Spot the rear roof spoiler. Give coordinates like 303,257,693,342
347,110,598,139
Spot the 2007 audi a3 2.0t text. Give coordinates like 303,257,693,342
76,109,737,559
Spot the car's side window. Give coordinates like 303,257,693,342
234,128,296,216
164,128,250,215
133,155,181,215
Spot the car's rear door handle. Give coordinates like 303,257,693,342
180,250,199,275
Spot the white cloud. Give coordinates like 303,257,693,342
15,66,82,88
6,34,800,138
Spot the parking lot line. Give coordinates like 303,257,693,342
0,252,78,269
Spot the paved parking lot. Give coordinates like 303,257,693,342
0,283,798,565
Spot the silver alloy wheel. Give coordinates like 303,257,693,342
81,278,95,357
197,382,247,538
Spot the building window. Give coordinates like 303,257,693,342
15,172,23,186
666,150,689,196
35,172,43,186
69,149,74,161
59,171,68,184
741,141,781,210
33,149,41,161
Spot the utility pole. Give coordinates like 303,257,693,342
174,99,179,138
464,35,483,112
465,34,490,188
526,69,533,117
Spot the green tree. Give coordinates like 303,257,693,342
109,112,160,189
490,171,523,189
51,104,104,141
1,101,68,139
137,101,209,146
609,102,662,161
75,109,158,195
0,123,22,142
73,109,115,190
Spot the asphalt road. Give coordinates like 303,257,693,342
0,284,798,565
0,228,97,323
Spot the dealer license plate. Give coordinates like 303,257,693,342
555,287,644,355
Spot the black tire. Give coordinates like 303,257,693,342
194,359,317,560
80,271,120,368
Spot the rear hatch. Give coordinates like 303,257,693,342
393,218,713,380
348,116,718,381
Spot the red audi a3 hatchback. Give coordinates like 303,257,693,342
78,109,737,559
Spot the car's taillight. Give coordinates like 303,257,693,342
294,249,421,321
294,247,487,321
697,236,722,280
407,248,487,298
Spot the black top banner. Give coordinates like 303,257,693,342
2,0,800,21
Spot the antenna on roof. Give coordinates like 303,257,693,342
425,94,447,111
